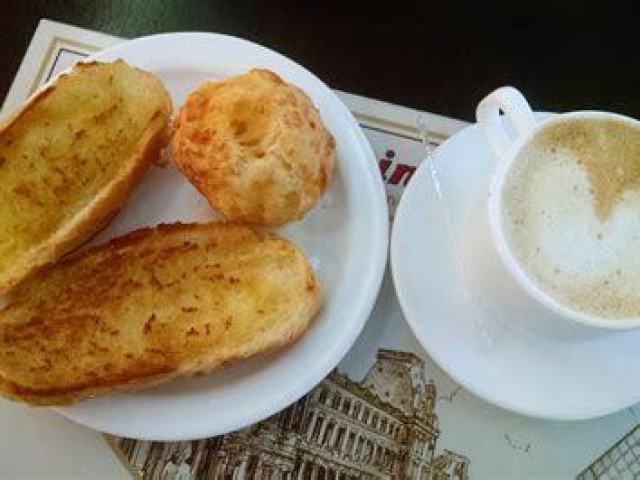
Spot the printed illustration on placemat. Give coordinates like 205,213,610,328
577,424,640,479
108,349,470,479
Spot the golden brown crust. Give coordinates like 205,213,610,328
172,69,336,226
0,222,321,406
0,60,173,295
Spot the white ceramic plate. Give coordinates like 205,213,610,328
54,33,388,440
391,119,640,420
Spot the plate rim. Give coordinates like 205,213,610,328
53,31,389,440
390,122,640,421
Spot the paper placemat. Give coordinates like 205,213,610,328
1,18,638,480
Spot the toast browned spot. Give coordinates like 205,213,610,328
0,222,321,406
0,60,172,295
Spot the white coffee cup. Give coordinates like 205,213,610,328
476,86,640,330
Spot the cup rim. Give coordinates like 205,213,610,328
488,110,640,330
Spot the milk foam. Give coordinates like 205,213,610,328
502,118,640,319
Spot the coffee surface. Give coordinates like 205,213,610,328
502,117,640,319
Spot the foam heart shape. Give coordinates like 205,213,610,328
502,118,640,319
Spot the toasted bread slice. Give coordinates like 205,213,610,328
0,222,321,405
0,60,172,295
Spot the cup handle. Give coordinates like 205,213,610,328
476,86,537,162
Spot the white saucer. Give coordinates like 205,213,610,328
50,33,388,440
391,120,640,420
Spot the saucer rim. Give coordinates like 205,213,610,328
390,120,640,421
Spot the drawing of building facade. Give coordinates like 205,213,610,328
113,349,470,479
578,424,640,479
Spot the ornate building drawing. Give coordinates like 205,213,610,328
111,349,470,479
577,424,640,479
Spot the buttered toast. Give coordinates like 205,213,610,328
0,222,321,405
0,60,172,295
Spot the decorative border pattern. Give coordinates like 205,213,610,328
28,36,100,96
